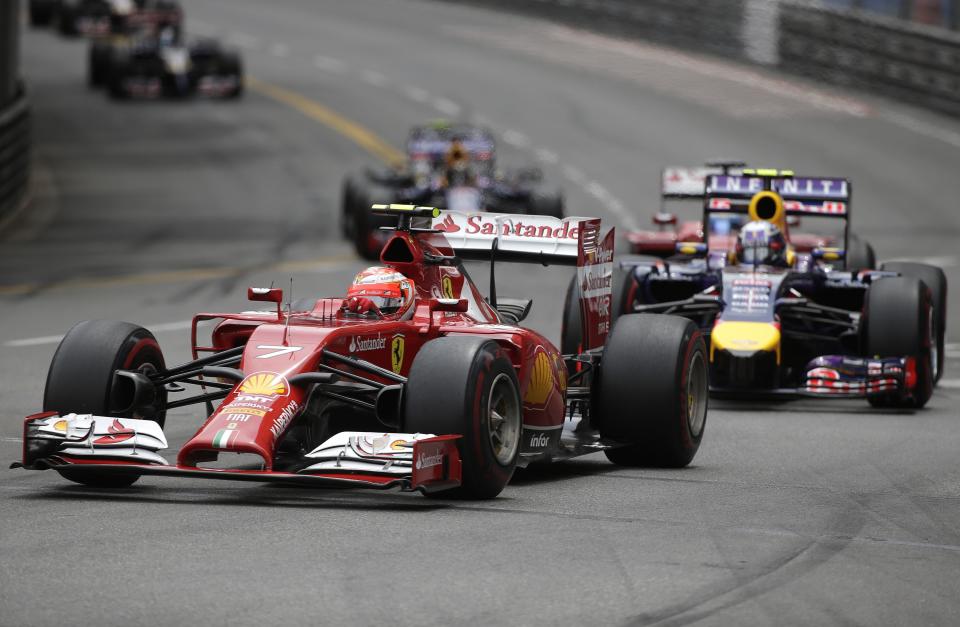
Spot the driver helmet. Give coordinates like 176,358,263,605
736,220,789,267
345,267,416,319
444,138,469,169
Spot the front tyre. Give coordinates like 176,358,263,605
865,276,934,408
597,314,708,467
404,337,521,499
881,261,947,383
43,320,167,487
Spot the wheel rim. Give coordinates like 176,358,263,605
686,350,708,438
487,373,521,466
928,306,938,381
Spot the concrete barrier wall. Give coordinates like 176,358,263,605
436,0,960,117
781,2,960,117
0,2,28,223
0,1,20,107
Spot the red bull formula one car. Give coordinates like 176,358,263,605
342,122,564,260
625,162,876,270
565,171,947,408
14,206,708,498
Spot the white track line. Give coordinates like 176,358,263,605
879,111,960,151
313,55,346,73
886,256,958,268
403,86,430,103
4,320,198,348
269,43,289,58
502,129,530,148
433,98,461,117
535,148,559,164
360,70,388,87
226,31,261,50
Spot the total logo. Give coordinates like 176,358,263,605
349,335,387,353
415,451,444,470
528,432,551,449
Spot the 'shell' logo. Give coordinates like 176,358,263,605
391,335,405,374
93,419,135,445
238,372,288,397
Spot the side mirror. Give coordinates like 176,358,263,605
248,287,284,316
248,287,283,304
811,247,845,262
653,212,677,226
786,215,802,228
433,298,469,312
676,242,707,256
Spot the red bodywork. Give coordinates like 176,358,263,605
19,220,596,492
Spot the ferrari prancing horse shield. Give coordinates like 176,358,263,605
391,334,405,374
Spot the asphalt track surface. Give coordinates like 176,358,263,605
2,1,960,625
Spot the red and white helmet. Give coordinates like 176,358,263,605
345,267,416,319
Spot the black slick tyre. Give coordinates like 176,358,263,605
881,261,947,383
404,337,521,499
597,314,708,467
845,234,876,271
864,276,934,408
530,191,564,219
341,176,359,239
29,2,55,27
43,320,167,487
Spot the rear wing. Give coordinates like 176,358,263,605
704,175,851,217
661,161,746,200
430,211,585,265
371,205,614,350
427,209,614,350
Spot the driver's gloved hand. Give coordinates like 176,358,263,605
342,296,382,317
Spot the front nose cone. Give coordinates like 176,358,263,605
710,321,781,388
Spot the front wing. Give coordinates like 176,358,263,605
711,355,916,400
13,413,462,494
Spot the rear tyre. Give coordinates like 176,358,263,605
530,191,564,219
404,337,521,499
348,182,379,260
341,176,359,238
881,262,947,383
560,265,634,364
56,8,78,36
43,320,167,487
597,314,708,467
864,277,934,409
221,54,244,99
88,46,109,88
108,65,130,100
29,2,55,27
845,234,876,271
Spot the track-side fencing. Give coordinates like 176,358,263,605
0,84,30,225
438,0,960,118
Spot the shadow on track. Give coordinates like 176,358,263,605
11,483,449,512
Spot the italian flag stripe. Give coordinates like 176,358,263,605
212,429,234,449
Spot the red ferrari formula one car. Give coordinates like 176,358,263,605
14,206,709,498
626,162,876,270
